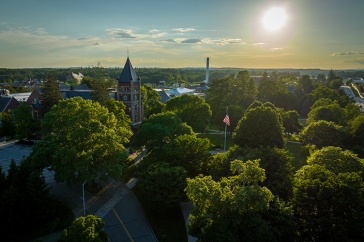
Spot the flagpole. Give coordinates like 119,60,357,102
224,106,228,152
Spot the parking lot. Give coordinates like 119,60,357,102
0,142,54,183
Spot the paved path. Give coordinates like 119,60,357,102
180,201,198,242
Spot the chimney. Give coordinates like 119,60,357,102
206,57,209,83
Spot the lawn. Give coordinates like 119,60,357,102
286,141,309,170
132,184,187,242
197,133,234,150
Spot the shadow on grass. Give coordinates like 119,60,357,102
286,142,309,171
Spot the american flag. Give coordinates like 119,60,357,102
223,113,230,126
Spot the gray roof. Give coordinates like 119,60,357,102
0,96,13,112
157,90,171,103
118,57,139,83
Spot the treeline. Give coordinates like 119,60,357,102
0,67,234,85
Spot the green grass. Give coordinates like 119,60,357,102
132,184,187,242
298,118,307,127
197,133,234,150
286,142,309,171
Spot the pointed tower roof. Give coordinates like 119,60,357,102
118,57,139,83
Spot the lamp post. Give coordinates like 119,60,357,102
82,180,87,216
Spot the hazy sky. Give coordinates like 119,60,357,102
1,0,364,69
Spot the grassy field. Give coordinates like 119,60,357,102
286,141,309,170
132,184,187,242
197,133,234,150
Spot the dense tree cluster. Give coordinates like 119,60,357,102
0,160,73,241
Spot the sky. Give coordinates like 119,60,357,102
1,0,364,69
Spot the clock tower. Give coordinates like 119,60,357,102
117,57,143,125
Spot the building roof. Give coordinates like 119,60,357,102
165,87,195,97
118,57,139,83
59,84,90,90
10,92,32,102
354,79,364,84
0,96,19,113
156,90,171,103
60,90,92,100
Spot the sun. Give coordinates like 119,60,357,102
262,7,287,31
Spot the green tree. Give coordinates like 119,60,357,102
327,69,336,83
273,91,298,111
310,86,351,108
60,215,108,242
131,111,193,151
103,99,131,128
330,78,343,89
13,102,35,140
351,115,364,150
162,134,213,177
185,160,295,241
225,105,244,133
0,159,73,241
293,147,364,241
141,84,165,118
230,70,257,109
0,109,16,138
300,120,349,149
41,73,63,115
297,75,313,94
307,99,346,125
282,110,302,135
236,146,294,200
137,162,187,208
206,76,233,125
234,103,284,149
308,146,364,175
257,79,287,106
345,102,361,124
90,79,110,106
30,97,132,184
317,73,326,83
164,94,212,132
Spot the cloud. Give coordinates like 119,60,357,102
149,29,161,33
214,38,246,45
172,28,196,33
181,38,202,44
78,37,90,40
272,47,283,51
159,39,177,43
107,28,166,39
252,43,266,47
332,51,364,56
93,42,102,45
107,28,137,39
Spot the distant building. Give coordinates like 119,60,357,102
353,79,364,84
66,72,84,85
59,84,92,99
27,87,43,120
117,57,143,125
165,83,195,98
